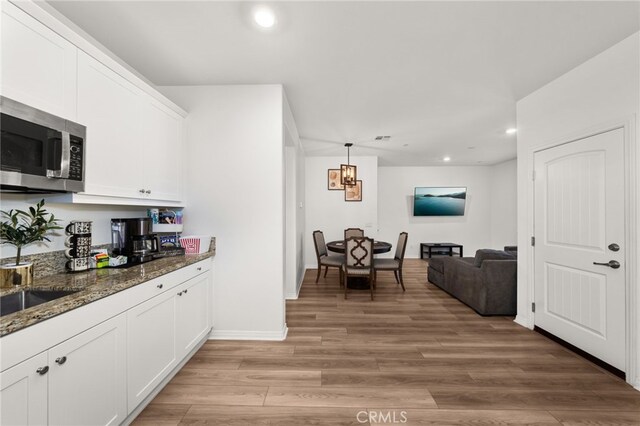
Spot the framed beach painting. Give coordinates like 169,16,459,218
328,169,344,190
345,180,362,202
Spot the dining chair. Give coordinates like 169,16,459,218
312,230,344,284
344,228,365,239
374,232,408,291
343,236,375,300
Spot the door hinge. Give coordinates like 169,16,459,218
531,236,535,246
531,302,536,313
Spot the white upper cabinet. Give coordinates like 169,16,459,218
141,100,183,202
0,1,77,120
1,2,186,205
77,51,184,203
77,52,145,199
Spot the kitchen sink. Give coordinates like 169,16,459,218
0,290,80,317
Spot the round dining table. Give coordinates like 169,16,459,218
326,240,392,254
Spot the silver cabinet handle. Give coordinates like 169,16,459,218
177,291,183,296
184,289,188,294
197,267,202,271
145,190,151,194
139,189,145,193
157,284,163,289
593,260,621,269
55,356,67,365
37,366,49,375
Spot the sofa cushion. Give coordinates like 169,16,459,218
473,249,516,267
428,257,445,273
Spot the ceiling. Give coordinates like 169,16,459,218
47,1,639,166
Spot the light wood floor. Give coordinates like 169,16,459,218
134,259,640,425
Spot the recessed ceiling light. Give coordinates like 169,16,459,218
403,144,409,147
467,146,475,150
443,156,451,162
254,7,276,28
506,128,517,135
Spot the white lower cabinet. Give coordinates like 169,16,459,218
127,290,177,411
48,314,127,426
127,270,211,413
0,259,212,425
176,273,211,359
0,352,48,426
0,314,126,426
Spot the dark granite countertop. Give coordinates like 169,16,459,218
0,251,214,337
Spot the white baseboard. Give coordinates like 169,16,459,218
286,274,304,299
514,314,532,329
209,325,288,341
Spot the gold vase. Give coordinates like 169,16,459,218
1,263,34,288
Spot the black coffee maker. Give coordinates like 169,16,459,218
111,217,158,264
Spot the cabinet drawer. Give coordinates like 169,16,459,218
125,275,177,309
125,259,211,309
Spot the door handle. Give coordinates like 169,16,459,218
608,243,620,252
593,260,621,269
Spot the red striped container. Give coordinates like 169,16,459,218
179,236,210,254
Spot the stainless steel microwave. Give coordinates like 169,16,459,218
0,96,86,193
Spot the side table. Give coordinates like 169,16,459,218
420,243,463,259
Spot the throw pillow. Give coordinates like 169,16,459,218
473,249,517,267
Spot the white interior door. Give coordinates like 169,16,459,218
534,128,626,371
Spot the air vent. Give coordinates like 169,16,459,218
374,136,391,141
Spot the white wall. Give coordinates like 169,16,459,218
161,84,287,340
490,159,517,249
305,159,516,266
0,194,144,259
284,142,306,299
377,166,503,260
295,146,306,289
304,156,378,268
285,147,297,297
284,95,305,299
516,33,639,388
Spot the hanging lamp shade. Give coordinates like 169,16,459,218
340,143,357,186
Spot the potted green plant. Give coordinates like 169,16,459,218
1,199,61,287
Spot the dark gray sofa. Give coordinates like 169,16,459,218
427,248,517,315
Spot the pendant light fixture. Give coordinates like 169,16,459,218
340,143,357,186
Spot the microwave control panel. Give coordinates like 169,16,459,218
69,135,83,181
